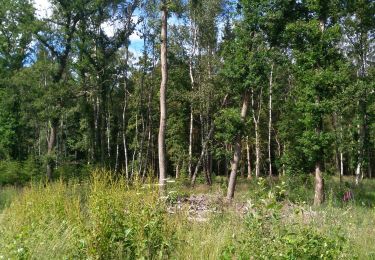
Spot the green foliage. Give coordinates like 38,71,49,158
215,108,243,143
0,0,34,72
0,158,42,186
281,174,315,204
86,173,174,259
0,171,175,259
221,181,350,259
0,106,16,159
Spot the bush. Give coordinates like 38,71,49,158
0,171,176,259
280,174,315,204
0,157,42,186
221,182,351,259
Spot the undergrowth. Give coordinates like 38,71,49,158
0,172,374,259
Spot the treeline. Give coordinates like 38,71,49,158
0,0,374,202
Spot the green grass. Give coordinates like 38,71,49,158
0,172,374,259
0,186,18,211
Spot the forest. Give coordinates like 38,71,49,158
0,0,374,259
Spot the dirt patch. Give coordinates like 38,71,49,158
167,193,224,222
167,192,255,222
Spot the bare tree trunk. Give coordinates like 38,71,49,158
188,24,197,179
115,132,119,172
227,92,249,200
106,112,111,160
340,152,344,180
355,160,361,185
246,136,252,179
94,97,99,161
123,139,129,178
314,105,324,205
251,88,262,178
314,162,324,205
255,123,260,178
314,19,325,205
122,60,129,177
158,5,168,189
188,110,194,178
268,64,273,176
355,122,363,185
339,116,344,182
46,121,57,181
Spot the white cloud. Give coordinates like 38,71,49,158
130,33,141,41
101,21,115,37
33,0,52,18
101,15,140,39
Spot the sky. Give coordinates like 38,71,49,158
32,0,144,59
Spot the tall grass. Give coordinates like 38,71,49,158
0,186,18,211
0,172,374,259
0,171,174,259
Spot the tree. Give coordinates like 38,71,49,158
341,0,375,182
0,0,34,160
284,0,346,205
223,0,281,199
158,0,168,189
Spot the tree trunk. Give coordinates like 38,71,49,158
314,162,324,205
46,121,57,181
255,122,260,178
268,63,273,176
123,96,129,178
251,88,262,178
246,136,252,179
314,111,324,204
188,110,194,178
340,152,344,181
188,23,197,179
355,122,363,185
115,132,119,172
106,111,111,161
355,161,361,185
227,92,249,200
314,19,325,205
158,5,168,189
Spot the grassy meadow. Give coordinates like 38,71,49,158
0,171,374,259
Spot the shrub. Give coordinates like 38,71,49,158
0,157,42,186
0,171,176,259
221,183,351,259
